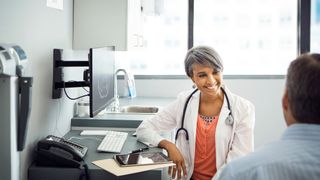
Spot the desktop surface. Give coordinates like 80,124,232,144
29,130,163,180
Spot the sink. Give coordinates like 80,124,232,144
106,105,160,114
120,106,159,113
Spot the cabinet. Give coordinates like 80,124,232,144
127,0,144,49
73,0,144,51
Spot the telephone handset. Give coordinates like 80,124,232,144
36,135,88,168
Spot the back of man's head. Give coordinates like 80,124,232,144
286,53,320,124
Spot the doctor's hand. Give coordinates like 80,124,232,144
159,140,187,180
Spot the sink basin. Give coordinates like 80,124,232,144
106,105,160,114
119,106,159,113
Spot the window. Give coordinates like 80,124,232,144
117,0,188,75
194,0,298,75
311,0,320,52
117,0,302,76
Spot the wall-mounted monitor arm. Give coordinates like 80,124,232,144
52,49,90,99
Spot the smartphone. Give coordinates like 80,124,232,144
114,152,171,167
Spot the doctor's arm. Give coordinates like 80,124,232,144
136,97,187,179
136,99,179,146
158,140,187,179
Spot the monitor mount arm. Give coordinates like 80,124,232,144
51,49,90,99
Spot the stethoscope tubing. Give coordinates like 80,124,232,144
175,88,199,141
175,87,234,141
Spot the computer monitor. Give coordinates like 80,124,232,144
89,46,115,117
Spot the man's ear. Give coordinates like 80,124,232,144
282,88,289,111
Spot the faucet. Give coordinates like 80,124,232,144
112,69,128,112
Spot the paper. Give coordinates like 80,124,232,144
92,159,175,176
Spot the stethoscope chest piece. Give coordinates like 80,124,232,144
225,114,234,126
175,87,234,142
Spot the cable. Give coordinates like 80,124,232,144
63,87,89,100
83,163,90,180
78,162,90,180
82,87,89,93
54,98,63,137
67,80,90,93
63,81,89,100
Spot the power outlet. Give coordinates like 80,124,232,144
46,0,63,10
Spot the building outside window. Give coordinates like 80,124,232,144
117,0,300,75
311,0,320,52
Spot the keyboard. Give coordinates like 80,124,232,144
80,130,108,136
97,130,128,153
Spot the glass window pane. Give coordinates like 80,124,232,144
311,0,320,52
194,0,298,75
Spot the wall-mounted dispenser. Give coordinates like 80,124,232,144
0,43,33,180
124,70,137,98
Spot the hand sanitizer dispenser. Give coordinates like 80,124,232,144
124,71,136,98
0,43,33,180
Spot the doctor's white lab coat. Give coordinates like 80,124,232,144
136,86,255,180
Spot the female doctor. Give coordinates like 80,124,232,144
136,46,255,180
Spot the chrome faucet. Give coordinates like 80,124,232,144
111,69,128,112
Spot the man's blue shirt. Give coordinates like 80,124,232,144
217,124,320,180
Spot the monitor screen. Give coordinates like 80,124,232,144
89,46,115,117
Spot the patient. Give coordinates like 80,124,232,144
216,53,320,180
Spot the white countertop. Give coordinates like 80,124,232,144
71,97,175,129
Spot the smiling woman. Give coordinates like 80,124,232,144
191,64,223,99
136,46,255,180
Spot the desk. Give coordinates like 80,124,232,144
28,130,163,180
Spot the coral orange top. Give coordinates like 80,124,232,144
192,114,219,180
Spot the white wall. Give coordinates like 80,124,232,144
0,1,74,179
131,78,287,148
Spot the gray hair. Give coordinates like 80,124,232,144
184,46,224,77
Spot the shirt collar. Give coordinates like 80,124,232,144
281,123,320,141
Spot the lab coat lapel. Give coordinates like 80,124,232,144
215,87,233,168
219,86,232,125
218,96,230,126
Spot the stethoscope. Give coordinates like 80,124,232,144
175,87,234,141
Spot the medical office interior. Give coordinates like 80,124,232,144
0,0,319,179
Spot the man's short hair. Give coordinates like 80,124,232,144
286,53,320,124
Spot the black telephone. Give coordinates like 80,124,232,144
36,135,88,168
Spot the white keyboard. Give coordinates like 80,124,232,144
80,130,108,136
97,130,128,153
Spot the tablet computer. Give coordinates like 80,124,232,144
114,152,171,167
